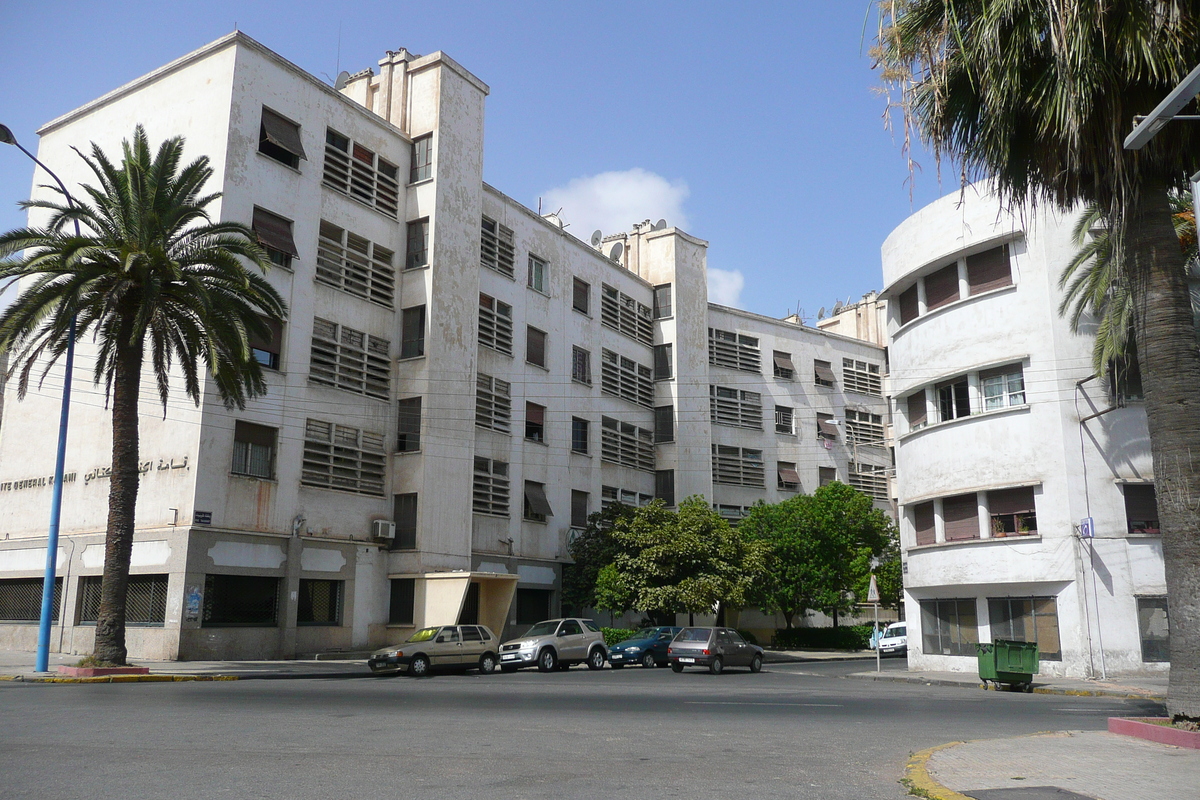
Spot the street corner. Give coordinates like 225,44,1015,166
903,741,974,800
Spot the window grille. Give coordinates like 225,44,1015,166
774,405,794,435
708,328,760,373
711,445,765,487
842,359,882,396
473,457,510,516
232,421,276,479
478,294,513,355
475,374,512,433
322,129,399,218
79,574,168,625
480,216,516,277
848,462,889,500
410,135,432,183
301,418,387,496
572,346,591,385
709,385,763,429
600,416,655,472
981,365,1026,410
601,485,653,511
845,409,884,445
315,221,396,307
203,574,281,626
309,317,390,400
298,579,343,625
0,577,61,622
397,397,421,452
406,219,429,270
600,284,653,346
601,349,653,408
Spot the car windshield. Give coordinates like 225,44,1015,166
406,627,439,643
676,628,711,642
523,621,560,637
631,628,661,639
886,626,906,637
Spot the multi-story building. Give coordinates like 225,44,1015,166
883,183,1169,677
0,33,887,660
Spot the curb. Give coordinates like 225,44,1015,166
903,742,974,800
847,671,1166,702
0,673,238,683
764,653,875,664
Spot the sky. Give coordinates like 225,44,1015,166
0,1,948,317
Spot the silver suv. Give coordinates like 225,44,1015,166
499,617,608,672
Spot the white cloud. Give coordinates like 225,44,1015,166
542,168,690,239
707,268,745,307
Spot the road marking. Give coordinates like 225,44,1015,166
685,701,843,707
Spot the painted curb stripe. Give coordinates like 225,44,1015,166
0,674,238,683
904,742,974,800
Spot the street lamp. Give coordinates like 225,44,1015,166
1,123,79,673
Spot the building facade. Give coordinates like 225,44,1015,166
883,183,1168,678
0,34,888,660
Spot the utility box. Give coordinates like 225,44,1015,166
977,639,1039,692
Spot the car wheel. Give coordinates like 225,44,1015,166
641,652,656,669
501,664,518,673
537,648,558,673
749,654,763,673
670,662,684,673
709,656,723,675
478,653,497,675
409,655,430,677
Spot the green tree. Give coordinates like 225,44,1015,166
852,523,903,612
562,503,636,616
0,127,286,665
741,482,893,629
876,0,1200,721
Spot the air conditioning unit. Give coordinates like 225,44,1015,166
372,520,396,541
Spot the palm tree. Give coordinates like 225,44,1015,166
0,127,286,665
875,2,1200,720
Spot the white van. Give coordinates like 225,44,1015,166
877,622,907,656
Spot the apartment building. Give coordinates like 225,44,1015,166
0,33,887,660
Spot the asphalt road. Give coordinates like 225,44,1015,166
0,658,1164,800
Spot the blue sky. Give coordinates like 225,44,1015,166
0,1,947,317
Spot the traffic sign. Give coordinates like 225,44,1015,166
867,573,880,603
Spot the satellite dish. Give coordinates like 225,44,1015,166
333,71,352,90
653,219,667,230
608,241,624,261
817,307,826,320
832,301,844,313
590,230,603,248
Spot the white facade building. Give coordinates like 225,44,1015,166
0,33,888,660
883,184,1168,678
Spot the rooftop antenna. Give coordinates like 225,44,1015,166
590,230,603,248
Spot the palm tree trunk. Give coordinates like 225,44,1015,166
1126,183,1200,721
93,341,143,665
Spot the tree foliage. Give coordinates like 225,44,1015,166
562,503,636,616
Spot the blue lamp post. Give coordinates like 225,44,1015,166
0,124,79,673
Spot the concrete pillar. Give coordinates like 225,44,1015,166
934,497,946,544
916,276,928,316
967,372,982,416
924,386,937,424
277,535,302,658
978,491,991,539
957,257,970,301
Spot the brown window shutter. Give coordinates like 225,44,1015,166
817,416,839,439
942,493,980,541
923,264,961,311
773,352,796,373
524,482,553,517
814,361,837,384
913,501,936,545
899,284,920,325
988,487,1035,516
907,392,927,428
778,465,801,485
260,109,307,160
966,244,1012,295
234,420,276,448
526,403,544,426
249,317,283,354
252,208,299,257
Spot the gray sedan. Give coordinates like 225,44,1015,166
667,627,763,674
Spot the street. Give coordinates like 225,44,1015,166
0,659,1164,800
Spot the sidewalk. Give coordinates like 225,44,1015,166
849,666,1168,701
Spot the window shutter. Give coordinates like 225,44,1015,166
966,244,1012,295
571,491,589,528
899,284,920,324
942,494,980,540
249,317,283,353
988,487,1035,516
816,416,839,439
777,464,801,485
907,392,927,429
527,328,546,367
524,482,553,517
234,421,276,448
773,352,797,373
252,208,299,257
260,109,307,160
923,264,961,311
814,361,836,384
913,501,936,545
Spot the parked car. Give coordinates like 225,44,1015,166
877,622,908,656
498,618,608,672
368,624,500,676
667,627,764,674
608,626,683,669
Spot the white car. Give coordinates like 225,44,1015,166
877,622,908,656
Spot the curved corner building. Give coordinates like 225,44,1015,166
882,183,1168,678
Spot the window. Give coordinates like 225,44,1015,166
849,462,889,500
711,445,765,487
397,397,421,452
297,579,342,626
988,487,1036,536
898,284,920,325
1137,597,1170,663
316,221,396,307
777,462,800,492
907,392,928,431
653,344,673,380
478,294,513,355
0,577,61,622
1124,484,1159,534
654,405,674,444
653,284,672,318
601,349,653,408
232,421,276,479
406,219,429,270
401,305,426,359
775,405,794,435
819,467,837,487
309,318,391,400
601,486,654,511
516,588,552,625
527,254,548,294
572,278,590,314
845,409,884,445
322,129,399,217
912,501,936,546
773,351,796,380
981,365,1025,410
301,418,387,496
410,134,432,183
203,575,280,627
480,216,516,277
389,578,415,625
523,481,553,522
943,493,980,541
988,596,1061,660
393,493,418,550
708,328,761,372
572,346,591,385
919,598,978,656
710,385,763,429
472,458,510,516
571,417,590,454
966,244,1012,295
655,470,675,506
715,504,752,523
525,402,546,443
475,374,512,433
843,359,882,396
252,207,298,269
526,327,547,368
814,359,836,387
250,317,283,370
601,284,653,345
923,263,961,311
1109,352,1144,403
937,377,971,421
571,491,590,529
816,413,839,441
78,574,166,625
601,416,655,472
259,108,306,168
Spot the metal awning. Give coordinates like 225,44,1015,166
817,418,840,439
778,465,801,485
252,207,299,257
260,108,307,160
814,363,837,384
773,353,796,372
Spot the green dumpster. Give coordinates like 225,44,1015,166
977,639,1039,692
